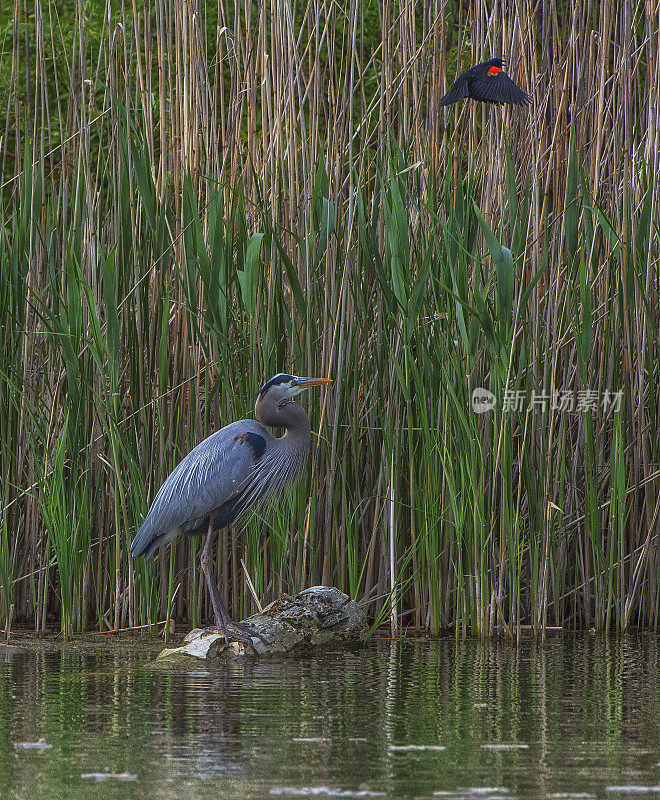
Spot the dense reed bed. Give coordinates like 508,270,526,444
0,0,658,640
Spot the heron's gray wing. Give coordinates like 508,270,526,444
130,420,270,558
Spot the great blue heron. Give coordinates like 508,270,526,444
130,373,332,649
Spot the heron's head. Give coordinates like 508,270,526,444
256,373,332,409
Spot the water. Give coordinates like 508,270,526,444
1,636,659,799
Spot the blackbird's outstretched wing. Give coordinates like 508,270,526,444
469,71,531,106
439,78,470,106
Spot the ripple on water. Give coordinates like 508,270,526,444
269,788,386,797
546,794,597,798
291,738,331,743
388,744,447,752
80,772,137,781
433,790,510,799
13,739,52,750
482,744,529,751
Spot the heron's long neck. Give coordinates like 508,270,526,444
255,398,311,451
254,398,311,488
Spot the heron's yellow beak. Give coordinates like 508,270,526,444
295,376,333,388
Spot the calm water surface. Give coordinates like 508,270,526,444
1,636,659,799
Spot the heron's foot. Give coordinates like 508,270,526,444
205,619,269,655
233,620,270,646
238,620,270,638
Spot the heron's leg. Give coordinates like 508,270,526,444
199,526,268,653
199,527,225,627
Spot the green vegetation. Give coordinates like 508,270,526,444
0,0,658,639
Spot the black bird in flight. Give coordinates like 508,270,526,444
439,58,530,107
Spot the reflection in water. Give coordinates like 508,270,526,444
0,637,658,799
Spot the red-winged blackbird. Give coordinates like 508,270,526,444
439,58,530,107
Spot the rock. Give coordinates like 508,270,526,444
157,586,367,662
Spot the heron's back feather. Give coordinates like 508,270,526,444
129,420,270,559
130,412,311,559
